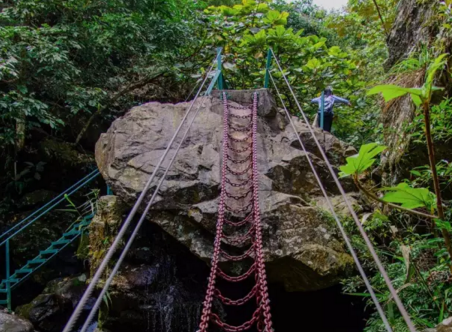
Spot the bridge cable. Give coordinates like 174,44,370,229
62,57,218,332
268,72,393,332
78,87,212,332
269,48,416,332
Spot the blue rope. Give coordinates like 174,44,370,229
0,170,100,246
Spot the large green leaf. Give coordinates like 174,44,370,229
305,58,321,70
339,143,386,176
367,85,422,102
381,183,436,210
426,53,448,88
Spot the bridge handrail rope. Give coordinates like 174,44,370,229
62,52,222,332
78,72,215,332
268,48,417,332
268,73,393,332
0,169,100,246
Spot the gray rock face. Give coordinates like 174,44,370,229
17,276,89,332
385,0,438,70
95,90,358,292
18,293,72,332
423,317,452,332
90,206,221,332
0,312,34,332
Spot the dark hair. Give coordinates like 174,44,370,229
324,87,333,96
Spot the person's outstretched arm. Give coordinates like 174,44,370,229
333,95,351,106
311,97,321,103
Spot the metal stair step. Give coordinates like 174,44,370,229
2,278,19,283
16,268,33,274
28,258,46,264
0,300,7,305
40,249,58,255
52,238,71,245
63,230,80,237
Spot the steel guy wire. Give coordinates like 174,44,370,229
62,57,218,332
269,48,416,332
269,72,393,332
78,93,211,332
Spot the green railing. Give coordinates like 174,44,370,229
0,170,100,311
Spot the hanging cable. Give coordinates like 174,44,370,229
62,56,218,332
269,48,416,332
78,90,212,332
268,72,393,332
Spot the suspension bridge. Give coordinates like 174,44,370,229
0,48,417,332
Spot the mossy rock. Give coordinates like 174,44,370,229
40,138,93,166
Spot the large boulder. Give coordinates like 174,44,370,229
95,89,358,292
0,312,34,332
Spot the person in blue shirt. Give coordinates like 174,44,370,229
311,87,351,132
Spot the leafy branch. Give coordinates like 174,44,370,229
74,70,167,145
368,53,452,269
340,143,438,220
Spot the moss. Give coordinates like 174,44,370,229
76,232,90,260
40,138,93,166
98,302,109,330
16,301,33,319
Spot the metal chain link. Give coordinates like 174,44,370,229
198,92,272,332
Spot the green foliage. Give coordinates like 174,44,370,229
411,98,452,143
381,183,436,210
368,54,449,106
339,143,386,177
343,212,452,331
0,0,198,151
367,85,423,106
202,0,360,93
0,0,204,206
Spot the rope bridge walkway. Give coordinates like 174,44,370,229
198,93,272,331
0,48,418,332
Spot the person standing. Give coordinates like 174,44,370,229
311,87,351,132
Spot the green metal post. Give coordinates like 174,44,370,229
217,47,224,90
264,49,272,88
6,239,11,312
320,91,325,130
107,186,112,195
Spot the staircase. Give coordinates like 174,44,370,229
0,170,100,311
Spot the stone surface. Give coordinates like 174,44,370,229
423,317,452,332
17,276,90,332
95,90,359,292
0,312,34,332
18,293,72,332
88,195,127,275
92,221,222,332
385,0,438,70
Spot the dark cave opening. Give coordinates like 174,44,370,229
218,277,370,332
269,283,370,332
